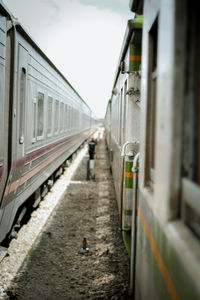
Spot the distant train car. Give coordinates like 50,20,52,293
104,14,142,231
105,0,200,299
0,2,97,244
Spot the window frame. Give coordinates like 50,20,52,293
64,103,68,132
19,67,26,144
47,95,53,137
60,101,64,133
32,97,37,144
54,99,59,135
36,91,45,140
145,16,159,189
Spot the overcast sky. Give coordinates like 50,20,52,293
3,0,133,118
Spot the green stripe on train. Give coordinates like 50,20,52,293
130,43,142,71
125,161,133,188
124,209,132,216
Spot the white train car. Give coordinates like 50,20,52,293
104,14,142,233
0,2,97,244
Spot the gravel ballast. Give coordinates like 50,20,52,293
0,129,130,299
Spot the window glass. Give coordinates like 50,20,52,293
33,100,36,141
75,109,78,130
69,106,72,131
47,96,53,135
60,102,64,132
112,96,119,142
37,92,44,137
19,68,26,143
54,100,59,133
146,17,158,185
65,104,68,130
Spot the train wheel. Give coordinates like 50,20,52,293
8,206,27,240
47,176,54,192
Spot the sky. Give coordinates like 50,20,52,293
3,0,133,118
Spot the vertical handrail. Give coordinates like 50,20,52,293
119,156,125,229
130,152,140,296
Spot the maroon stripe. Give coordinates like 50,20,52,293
14,131,84,169
4,132,88,197
0,165,3,178
7,139,75,195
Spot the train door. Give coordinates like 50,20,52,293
0,13,7,203
0,20,15,243
17,44,28,158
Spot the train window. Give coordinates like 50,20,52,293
77,109,80,130
112,98,116,141
47,96,53,136
122,81,127,144
19,68,26,144
146,17,158,187
67,106,70,131
60,102,64,132
74,108,76,130
119,89,123,146
112,95,120,143
68,105,70,131
54,100,59,134
32,98,37,143
73,108,76,131
181,4,200,239
117,96,120,143
74,109,77,130
37,92,44,138
65,104,68,131
70,106,73,131
117,96,119,143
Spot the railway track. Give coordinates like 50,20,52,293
0,129,130,299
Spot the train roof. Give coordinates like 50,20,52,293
0,0,12,17
0,1,92,112
111,14,143,96
129,0,143,14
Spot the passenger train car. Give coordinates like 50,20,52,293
0,2,97,244
105,0,200,299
